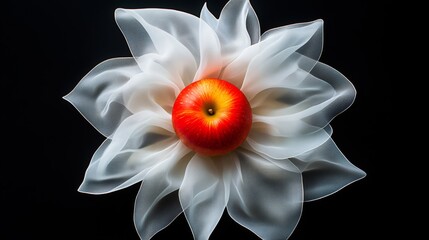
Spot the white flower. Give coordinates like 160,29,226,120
64,0,366,239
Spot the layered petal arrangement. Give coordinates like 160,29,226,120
64,0,366,239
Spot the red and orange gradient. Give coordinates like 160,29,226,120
172,79,252,156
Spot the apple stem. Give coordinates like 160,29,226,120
207,108,215,115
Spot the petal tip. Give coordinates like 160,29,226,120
311,19,324,30
62,94,69,101
77,186,107,195
357,168,367,179
77,183,88,194
62,92,77,108
114,8,128,20
315,18,324,24
77,181,107,195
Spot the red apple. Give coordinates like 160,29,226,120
172,78,252,156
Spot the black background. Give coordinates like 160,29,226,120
3,0,391,239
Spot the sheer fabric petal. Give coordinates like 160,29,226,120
63,58,139,137
262,20,323,61
179,155,233,240
119,71,180,114
290,138,366,201
227,149,303,240
307,61,357,121
115,8,199,87
200,4,217,30
241,20,323,99
250,70,334,137
201,0,260,64
245,125,332,160
118,9,201,61
192,13,223,81
78,111,190,194
134,148,192,240
250,58,356,138
221,20,322,92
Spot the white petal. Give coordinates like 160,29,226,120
119,9,201,60
227,149,303,240
240,20,323,99
217,0,260,51
200,3,217,29
221,20,322,93
63,57,139,137
78,111,190,194
179,154,233,240
244,125,332,160
290,138,366,201
262,20,323,61
134,151,193,240
192,12,222,81
120,71,180,114
308,61,357,120
243,1,260,44
250,59,356,144
115,8,199,87
203,0,260,64
250,76,333,137
219,42,260,88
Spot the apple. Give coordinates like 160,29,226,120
172,78,252,156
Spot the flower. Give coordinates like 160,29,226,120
64,0,366,239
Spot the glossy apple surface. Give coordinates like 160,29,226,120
172,78,252,156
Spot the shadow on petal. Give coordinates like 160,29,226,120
227,149,303,240
290,138,366,201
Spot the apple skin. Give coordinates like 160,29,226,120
172,78,252,156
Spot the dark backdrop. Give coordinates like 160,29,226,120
3,0,390,239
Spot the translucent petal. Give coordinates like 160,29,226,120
118,9,201,60
307,61,357,122
192,13,223,81
222,20,322,92
200,3,217,29
202,0,260,64
262,20,323,61
290,138,366,201
250,59,356,138
179,154,234,240
219,0,260,45
115,8,199,87
63,57,139,137
241,20,323,99
78,111,190,194
250,73,333,137
119,71,180,114
244,125,333,160
227,149,303,240
134,151,193,240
